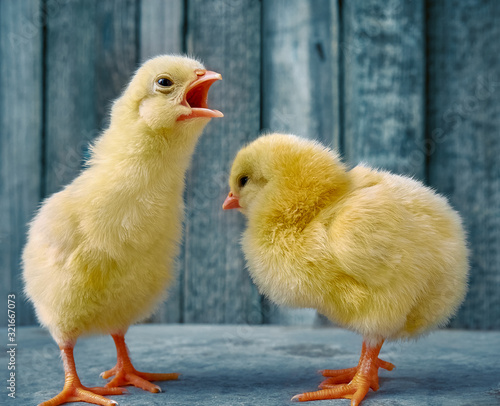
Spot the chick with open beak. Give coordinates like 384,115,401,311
22,55,225,406
178,69,223,121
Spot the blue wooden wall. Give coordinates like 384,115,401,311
1,0,499,329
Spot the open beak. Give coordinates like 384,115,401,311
177,70,223,121
222,192,241,210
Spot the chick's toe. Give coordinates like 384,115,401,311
102,334,179,393
293,341,392,405
39,347,125,406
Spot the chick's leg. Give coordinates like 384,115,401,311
292,340,394,406
319,341,394,388
39,345,125,406
101,333,179,393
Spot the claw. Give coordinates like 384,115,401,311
103,333,178,393
38,346,125,406
292,340,394,405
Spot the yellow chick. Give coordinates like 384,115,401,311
223,133,468,406
23,55,222,406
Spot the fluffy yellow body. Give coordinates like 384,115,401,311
23,55,214,345
231,134,468,344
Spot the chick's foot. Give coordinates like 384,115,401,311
102,334,179,393
39,346,125,406
319,341,394,389
291,341,394,406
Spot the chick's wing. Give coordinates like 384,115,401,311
327,181,413,288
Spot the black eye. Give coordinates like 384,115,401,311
239,176,249,188
157,78,173,87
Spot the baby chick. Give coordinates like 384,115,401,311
23,55,222,406
223,133,468,405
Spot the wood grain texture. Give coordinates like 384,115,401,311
94,0,138,129
45,0,137,195
0,0,43,326
44,0,97,195
261,0,340,325
426,0,500,329
139,0,185,323
139,0,183,62
343,0,425,179
1,0,499,330
262,0,340,146
183,0,262,323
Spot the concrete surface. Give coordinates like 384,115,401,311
1,324,499,405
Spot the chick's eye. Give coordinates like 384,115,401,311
157,78,173,87
239,176,249,188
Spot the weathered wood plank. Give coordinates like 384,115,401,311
45,1,97,195
94,0,138,129
343,0,425,179
139,0,185,323
45,0,137,195
427,0,500,329
0,0,43,326
139,0,183,62
183,0,262,323
261,0,340,325
1,0,498,332
262,0,340,146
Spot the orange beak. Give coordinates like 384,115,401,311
177,70,223,121
222,192,241,210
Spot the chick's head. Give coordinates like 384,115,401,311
119,55,223,131
223,133,350,217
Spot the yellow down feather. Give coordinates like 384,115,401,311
228,133,468,344
23,55,215,345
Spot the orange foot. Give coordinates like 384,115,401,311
102,333,179,393
40,346,125,406
292,340,394,406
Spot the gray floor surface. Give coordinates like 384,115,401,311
1,324,499,406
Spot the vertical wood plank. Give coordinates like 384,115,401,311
45,1,97,195
139,0,183,62
94,0,138,129
45,0,137,195
183,0,262,324
139,0,185,323
261,0,340,324
427,0,500,329
343,0,425,179
262,0,340,146
0,0,43,326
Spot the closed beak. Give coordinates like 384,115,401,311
222,192,241,210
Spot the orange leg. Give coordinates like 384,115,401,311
292,340,395,406
101,333,179,393
39,345,125,406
